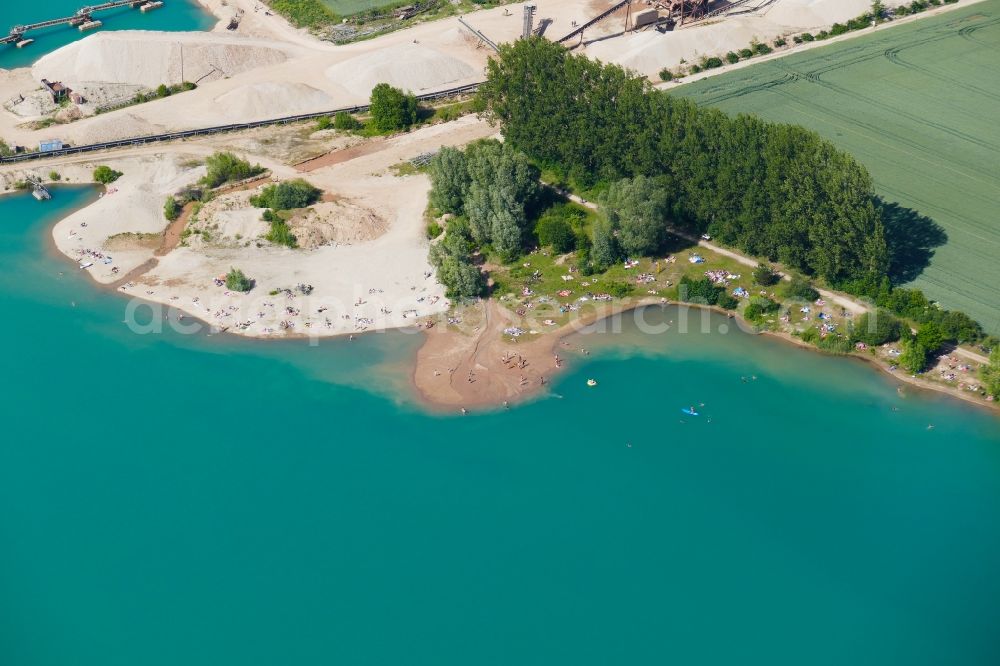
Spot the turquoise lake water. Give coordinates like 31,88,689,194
2,187,1000,665
0,0,214,70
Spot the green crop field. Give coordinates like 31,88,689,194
676,1,1000,333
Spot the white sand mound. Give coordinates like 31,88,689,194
32,31,292,88
214,82,334,121
73,113,168,144
326,44,478,95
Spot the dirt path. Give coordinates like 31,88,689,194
954,347,990,365
155,203,195,257
295,138,389,172
109,258,159,289
559,189,871,315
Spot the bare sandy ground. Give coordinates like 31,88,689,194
1,0,960,148
9,115,497,340
413,296,653,411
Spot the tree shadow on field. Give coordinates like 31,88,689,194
879,197,948,285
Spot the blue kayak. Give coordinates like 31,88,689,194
681,408,699,416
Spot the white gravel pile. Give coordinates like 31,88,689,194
32,31,293,88
214,82,335,121
326,44,478,96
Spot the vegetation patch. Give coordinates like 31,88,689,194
268,0,338,28
226,268,255,292
249,179,321,249
93,165,122,184
369,83,418,132
201,152,265,189
250,179,322,210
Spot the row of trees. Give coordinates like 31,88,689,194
428,140,540,294
476,38,888,286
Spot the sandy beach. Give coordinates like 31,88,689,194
0,114,496,340
411,295,999,414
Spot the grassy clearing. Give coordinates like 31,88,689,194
674,0,1000,333
319,0,404,16
489,228,810,336
269,0,338,27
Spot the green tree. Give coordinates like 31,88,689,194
201,152,264,188
333,111,361,130
590,218,619,270
490,210,523,261
461,140,539,256
852,309,902,345
163,196,180,222
936,310,982,344
786,276,819,302
249,179,322,210
898,339,928,374
428,218,486,298
980,348,1000,398
428,147,469,215
744,295,780,322
871,0,886,23
602,175,670,257
679,276,724,305
753,263,780,286
915,321,944,353
225,267,254,292
93,165,122,184
369,83,418,132
535,210,576,253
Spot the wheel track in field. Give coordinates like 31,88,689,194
878,185,1000,246
675,72,796,105
762,82,999,190
906,269,995,320
884,46,1000,104
771,58,1000,156
958,21,996,46
883,14,1000,104
689,13,1000,187
691,13,1000,108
